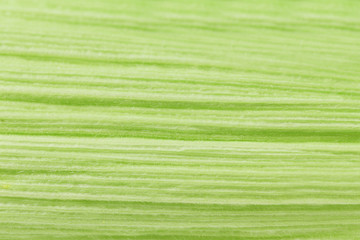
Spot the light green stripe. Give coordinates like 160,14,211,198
1,0,360,239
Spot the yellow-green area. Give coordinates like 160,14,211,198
1,0,360,239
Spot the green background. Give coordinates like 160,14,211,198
1,0,360,239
